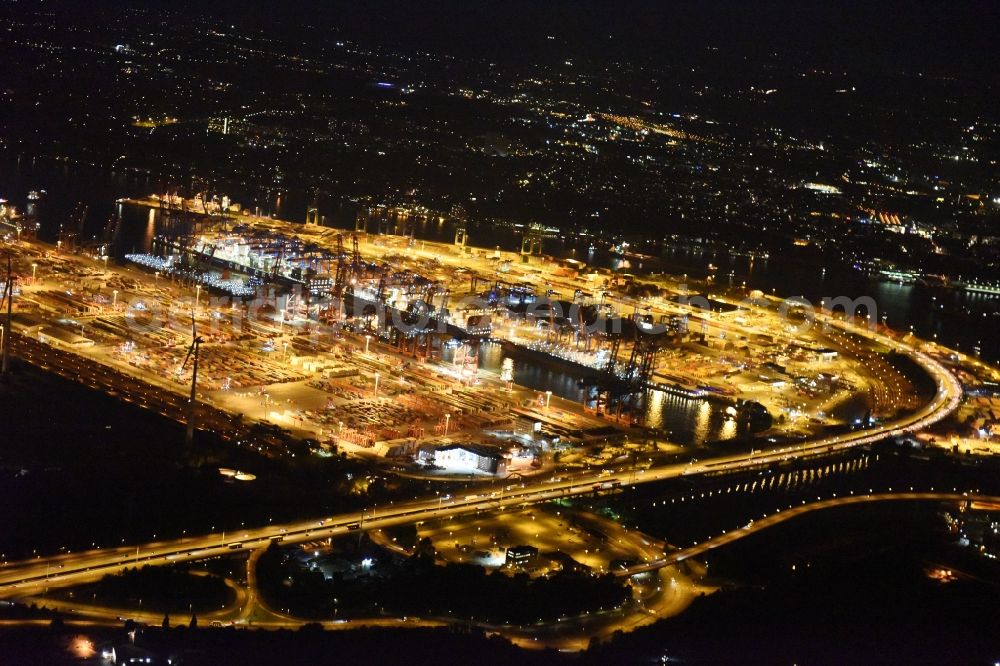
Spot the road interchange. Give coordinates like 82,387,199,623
0,332,961,596
0,274,966,605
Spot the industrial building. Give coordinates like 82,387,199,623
420,443,507,475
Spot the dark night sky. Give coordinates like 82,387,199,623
182,0,1000,82
11,0,999,88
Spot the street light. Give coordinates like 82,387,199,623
31,263,37,281
112,289,118,308
373,372,380,397
545,390,552,409
365,334,371,354
195,285,202,310
444,413,451,435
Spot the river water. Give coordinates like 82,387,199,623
3,154,996,445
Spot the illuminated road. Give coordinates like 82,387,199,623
6,514,705,652
0,289,963,598
8,491,986,653
620,491,992,576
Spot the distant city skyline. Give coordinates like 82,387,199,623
1,2,1000,664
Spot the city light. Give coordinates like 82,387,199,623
1,6,996,661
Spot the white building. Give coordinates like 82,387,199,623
422,444,507,475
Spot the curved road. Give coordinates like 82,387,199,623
3,491,988,654
0,310,963,596
621,491,987,576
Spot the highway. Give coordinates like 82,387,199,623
620,491,991,576
0,361,958,599
0,284,964,597
3,491,987,653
